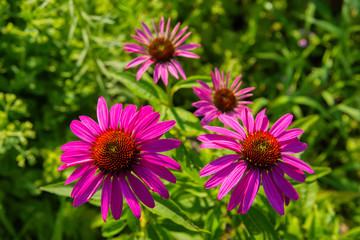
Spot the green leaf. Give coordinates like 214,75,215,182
165,107,202,136
40,181,101,201
172,75,211,93
102,219,127,238
106,71,167,103
290,114,319,132
305,166,331,182
241,206,280,240
146,194,209,233
343,226,360,240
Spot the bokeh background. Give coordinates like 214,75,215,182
1,0,360,239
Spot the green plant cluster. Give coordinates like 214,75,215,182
1,0,360,239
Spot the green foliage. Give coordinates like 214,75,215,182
1,0,360,239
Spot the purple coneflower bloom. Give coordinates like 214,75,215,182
198,109,314,215
124,16,201,85
59,97,181,221
192,68,255,126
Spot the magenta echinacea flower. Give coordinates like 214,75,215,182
124,16,201,85
59,97,181,221
198,109,314,215
192,68,255,126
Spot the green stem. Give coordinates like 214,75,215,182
166,77,173,107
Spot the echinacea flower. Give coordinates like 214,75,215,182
198,109,314,215
192,68,255,125
124,16,201,85
59,97,181,221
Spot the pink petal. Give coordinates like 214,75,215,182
139,153,181,170
271,167,299,201
153,63,161,83
218,162,247,199
127,172,155,208
139,161,176,183
277,129,304,143
136,120,176,143
227,171,251,211
203,126,244,141
281,142,307,154
241,168,260,214
198,134,241,153
70,120,96,143
240,108,254,134
152,19,158,37
119,174,141,219
60,150,91,163
193,87,212,101
73,172,105,207
140,139,181,153
159,16,164,38
169,22,180,40
174,32,192,47
173,26,189,43
270,113,293,138
200,110,219,126
65,163,92,185
200,154,240,177
192,100,212,108
111,175,123,220
196,80,213,92
123,43,147,52
132,165,169,199
141,22,153,39
79,115,102,136
125,55,151,69
71,166,96,198
97,97,109,132
204,163,236,189
166,62,179,79
218,115,247,139
276,162,306,182
101,174,112,222
61,141,91,152
120,104,137,132
254,109,269,132
262,171,285,215
109,103,122,130
177,43,201,51
280,154,314,174
174,50,199,58
160,63,168,86
131,34,149,46
165,17,171,39
171,59,186,80
136,59,156,81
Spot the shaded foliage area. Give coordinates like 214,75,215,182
0,0,359,239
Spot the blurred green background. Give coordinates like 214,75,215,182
1,0,360,239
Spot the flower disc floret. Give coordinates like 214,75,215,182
91,128,139,173
242,130,281,168
148,38,175,62
213,88,237,113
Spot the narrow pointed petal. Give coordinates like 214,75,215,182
140,139,181,153
153,63,161,84
170,22,180,40
97,97,109,132
120,104,137,132
140,161,177,183
125,56,151,69
204,163,236,189
203,126,244,141
65,163,91,185
262,171,285,215
160,63,168,86
241,169,260,214
270,114,293,138
139,153,181,170
111,175,123,220
79,115,102,136
271,167,299,200
73,172,105,207
281,142,307,154
174,51,200,58
200,110,219,126
254,109,269,132
174,32,192,47
167,62,179,79
165,17,171,39
136,59,156,81
141,22,153,39
177,43,201,50
171,59,186,80
277,129,304,143
218,115,247,139
127,172,155,208
231,74,242,90
60,150,91,163
159,16,164,37
240,109,254,134
101,174,112,222
119,174,141,219
281,154,314,174
61,141,91,151
200,154,240,177
227,171,251,211
218,162,247,199
70,120,96,143
137,120,176,142
71,167,96,198
276,162,306,182
109,103,122,130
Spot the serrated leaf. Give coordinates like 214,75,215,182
146,194,209,233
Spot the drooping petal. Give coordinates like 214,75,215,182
200,154,240,177
166,62,179,79
71,166,97,198
119,174,141,219
101,174,112,222
204,163,236,189
262,171,285,215
218,162,247,199
73,172,105,207
111,175,123,220
200,110,219,126
241,168,260,214
227,171,251,211
271,167,299,201
132,165,169,199
160,63,169,86
65,163,92,185
139,160,177,183
127,172,155,208
171,59,186,80
97,97,109,132
276,162,306,182
280,154,314,174
136,59,156,81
